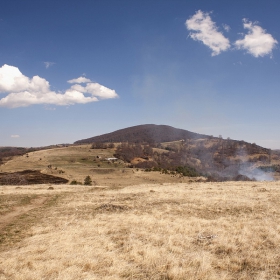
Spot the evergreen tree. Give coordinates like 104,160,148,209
84,175,92,185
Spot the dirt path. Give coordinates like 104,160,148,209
0,196,48,231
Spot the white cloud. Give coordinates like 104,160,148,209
67,76,92,84
0,64,119,108
186,10,230,56
86,83,118,99
223,24,230,32
235,19,278,57
44,62,55,69
11,135,20,138
69,83,118,99
0,64,49,93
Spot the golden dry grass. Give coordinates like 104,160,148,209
1,181,280,279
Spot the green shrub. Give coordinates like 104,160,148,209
70,180,82,185
84,176,92,186
175,166,200,177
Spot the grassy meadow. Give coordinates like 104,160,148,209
1,181,280,279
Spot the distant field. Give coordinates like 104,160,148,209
0,145,197,187
1,181,280,279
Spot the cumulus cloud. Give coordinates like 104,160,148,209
44,62,55,69
186,10,230,56
67,76,92,84
70,83,118,99
0,64,49,93
11,135,20,138
235,19,278,57
0,64,119,108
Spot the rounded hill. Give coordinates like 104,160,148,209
74,124,209,144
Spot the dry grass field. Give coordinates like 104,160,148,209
1,181,280,279
0,145,196,186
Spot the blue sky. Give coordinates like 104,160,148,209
0,0,280,148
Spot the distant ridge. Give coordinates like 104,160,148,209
74,124,209,144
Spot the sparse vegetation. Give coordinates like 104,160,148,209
114,143,153,162
258,164,280,172
143,165,200,177
90,142,115,149
70,180,82,185
175,165,201,177
91,142,108,149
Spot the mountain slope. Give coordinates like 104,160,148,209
74,124,209,144
74,124,280,181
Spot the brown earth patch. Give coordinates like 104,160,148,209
131,157,146,165
0,170,68,185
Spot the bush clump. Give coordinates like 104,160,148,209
84,176,92,186
70,180,82,185
175,166,200,177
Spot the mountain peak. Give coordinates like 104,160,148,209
74,124,209,144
